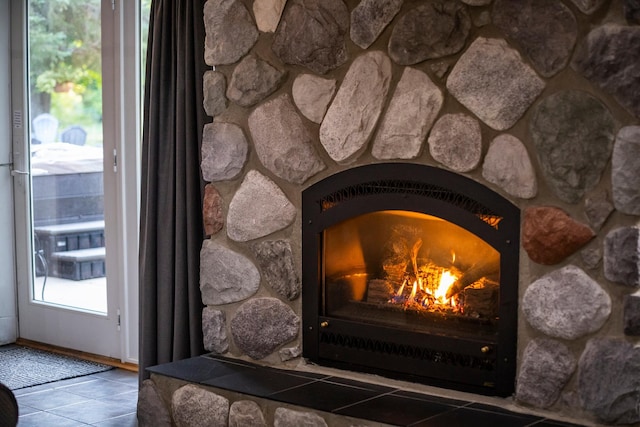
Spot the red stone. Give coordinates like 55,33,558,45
203,184,224,236
522,206,595,265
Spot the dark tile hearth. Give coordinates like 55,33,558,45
148,355,583,427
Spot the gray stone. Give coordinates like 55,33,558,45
429,61,450,79
230,297,300,359
201,121,249,182
516,338,577,409
482,134,537,199
612,126,640,215
388,2,471,65
603,227,640,288
350,0,403,49
204,0,258,66
227,54,287,108
248,94,326,184
203,71,228,117
461,0,491,4
447,37,545,131
272,0,349,74
572,25,640,118
522,265,611,340
137,379,171,427
581,247,602,270
200,239,260,305
578,338,640,424
372,67,443,160
251,239,300,301
530,90,615,203
472,10,491,27
492,0,577,77
279,345,302,362
229,400,267,427
227,171,296,242
427,113,482,172
202,307,228,354
568,0,607,14
625,0,640,24
585,189,614,231
172,384,229,427
253,0,287,33
624,294,640,335
274,407,328,427
291,74,337,124
320,51,392,164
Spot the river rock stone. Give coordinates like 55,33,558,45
272,0,349,74
291,74,336,124
202,307,228,354
522,265,611,340
274,408,328,427
279,344,302,361
447,37,545,131
516,338,577,409
578,338,640,424
572,25,640,118
568,0,607,14
372,67,443,160
203,184,224,236
624,294,640,335
230,400,267,427
522,206,595,265
584,189,614,231
492,0,577,77
251,239,300,301
603,227,640,287
612,126,640,215
388,2,471,65
581,247,602,270
530,90,615,204
203,71,228,117
482,134,537,199
248,94,326,184
200,239,260,305
253,0,287,33
230,297,300,359
427,113,481,172
227,171,296,241
137,379,171,427
350,0,402,49
201,121,249,182
461,0,491,4
320,51,392,163
226,55,287,108
172,384,229,427
204,0,258,66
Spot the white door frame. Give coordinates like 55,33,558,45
10,0,139,363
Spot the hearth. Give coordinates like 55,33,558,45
302,163,520,396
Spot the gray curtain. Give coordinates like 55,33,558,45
139,0,208,382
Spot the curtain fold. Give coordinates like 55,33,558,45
139,0,207,382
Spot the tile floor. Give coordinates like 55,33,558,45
14,368,138,426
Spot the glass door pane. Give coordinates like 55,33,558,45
28,0,107,313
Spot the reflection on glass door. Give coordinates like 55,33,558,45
28,0,106,313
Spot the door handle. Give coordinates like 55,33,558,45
11,170,29,176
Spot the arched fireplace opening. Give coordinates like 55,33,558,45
302,163,520,396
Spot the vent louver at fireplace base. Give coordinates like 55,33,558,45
302,163,520,397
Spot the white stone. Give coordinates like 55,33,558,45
227,171,296,241
372,67,443,160
320,51,392,164
292,74,336,124
482,134,537,199
253,0,287,33
427,113,482,172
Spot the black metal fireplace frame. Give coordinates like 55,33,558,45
302,163,520,397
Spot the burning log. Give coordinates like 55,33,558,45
446,259,500,298
367,279,395,304
461,281,499,318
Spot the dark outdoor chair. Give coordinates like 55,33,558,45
0,382,18,427
60,125,87,145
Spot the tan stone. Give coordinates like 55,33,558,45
522,206,595,265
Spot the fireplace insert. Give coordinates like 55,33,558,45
302,163,520,396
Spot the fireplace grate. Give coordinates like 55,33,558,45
319,180,502,229
319,330,496,371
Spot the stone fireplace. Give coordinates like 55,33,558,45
148,0,640,426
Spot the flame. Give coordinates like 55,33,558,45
435,270,457,302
